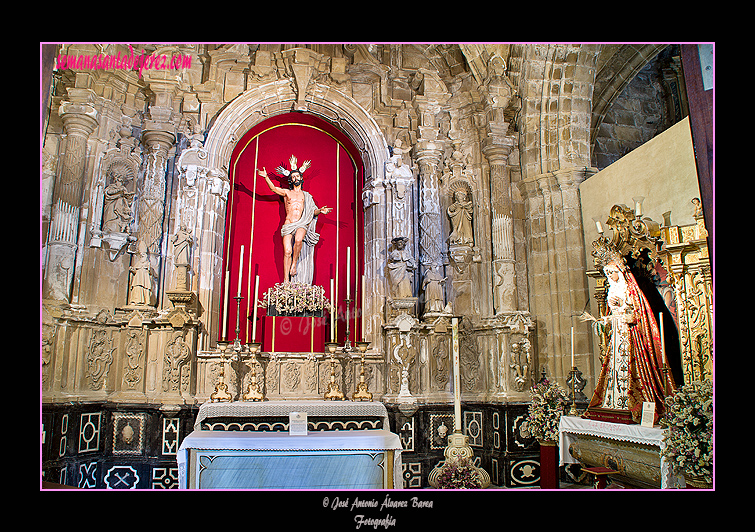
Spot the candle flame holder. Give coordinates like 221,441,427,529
323,296,372,401
210,342,233,403
242,342,264,401
323,342,345,400
352,341,373,401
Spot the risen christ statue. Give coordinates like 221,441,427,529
258,155,332,284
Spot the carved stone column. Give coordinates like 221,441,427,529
413,91,446,317
483,142,517,314
173,141,231,351
133,105,176,308
482,56,519,315
521,167,593,384
44,88,99,302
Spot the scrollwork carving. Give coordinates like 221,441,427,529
163,332,191,393
87,328,114,390
123,330,145,390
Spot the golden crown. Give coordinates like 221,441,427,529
591,237,626,271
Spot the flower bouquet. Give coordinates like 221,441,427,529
261,282,333,317
435,458,483,489
521,379,569,442
660,379,713,487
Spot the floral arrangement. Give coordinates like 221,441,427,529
660,379,713,486
521,379,569,442
260,282,333,316
435,458,483,489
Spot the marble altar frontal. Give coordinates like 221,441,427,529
177,400,402,489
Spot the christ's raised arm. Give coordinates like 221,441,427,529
258,167,287,196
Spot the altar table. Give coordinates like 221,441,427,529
178,401,402,489
558,416,682,488
177,429,402,489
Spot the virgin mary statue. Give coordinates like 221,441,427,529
586,242,675,425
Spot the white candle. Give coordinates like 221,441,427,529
659,313,666,364
346,247,351,300
252,275,259,341
330,278,335,341
237,245,244,297
222,270,230,339
571,326,574,368
361,274,366,340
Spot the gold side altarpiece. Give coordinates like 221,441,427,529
586,201,712,389
571,199,712,488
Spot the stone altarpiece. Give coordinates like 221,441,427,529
41,44,603,488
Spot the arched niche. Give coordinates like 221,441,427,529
202,81,390,352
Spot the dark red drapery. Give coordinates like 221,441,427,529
219,113,364,353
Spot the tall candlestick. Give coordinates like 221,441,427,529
346,247,351,300
659,313,666,364
330,278,335,341
237,245,244,297
252,275,259,341
571,326,574,367
222,270,230,339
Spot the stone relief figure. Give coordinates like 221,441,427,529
422,265,447,314
386,139,414,240
128,240,154,306
388,139,412,176
171,226,193,292
184,119,205,149
447,189,474,246
387,236,415,299
102,172,135,233
172,226,193,267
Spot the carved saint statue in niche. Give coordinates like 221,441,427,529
128,240,154,307
447,189,474,246
387,236,415,299
172,226,193,267
422,265,447,314
102,172,135,234
258,155,332,284
171,226,193,291
390,138,412,168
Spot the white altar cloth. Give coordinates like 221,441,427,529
194,400,391,431
177,429,403,489
558,416,679,488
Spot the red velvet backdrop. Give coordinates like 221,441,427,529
219,113,364,353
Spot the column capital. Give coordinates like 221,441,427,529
59,90,98,137
482,140,514,164
142,123,176,151
415,143,443,165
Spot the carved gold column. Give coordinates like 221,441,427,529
659,212,712,383
44,87,99,302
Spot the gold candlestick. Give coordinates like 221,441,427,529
352,341,372,401
242,342,264,401
210,342,233,403
323,342,345,400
